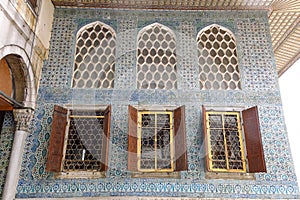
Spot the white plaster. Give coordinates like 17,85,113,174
0,0,33,50
35,0,54,50
0,0,38,109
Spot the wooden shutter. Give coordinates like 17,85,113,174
128,105,138,171
202,106,211,172
242,106,267,173
174,106,188,171
101,105,111,171
46,105,68,172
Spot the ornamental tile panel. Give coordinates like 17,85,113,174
6,8,298,199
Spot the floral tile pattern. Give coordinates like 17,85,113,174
1,8,297,199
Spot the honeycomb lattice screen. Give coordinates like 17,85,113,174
137,23,177,90
197,25,241,90
72,22,116,89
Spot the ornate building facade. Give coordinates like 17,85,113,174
0,0,300,199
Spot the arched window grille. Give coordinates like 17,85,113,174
137,23,177,90
72,22,116,89
197,25,241,90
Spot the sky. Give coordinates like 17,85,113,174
279,59,300,185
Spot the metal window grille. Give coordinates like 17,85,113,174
206,111,246,172
63,110,104,171
138,111,174,172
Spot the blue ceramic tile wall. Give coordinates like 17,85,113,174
10,8,300,199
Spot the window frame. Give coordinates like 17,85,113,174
46,105,111,178
128,105,188,173
202,106,266,174
137,111,174,172
205,110,247,173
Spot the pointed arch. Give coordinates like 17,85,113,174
137,23,177,90
197,24,241,90
72,21,116,89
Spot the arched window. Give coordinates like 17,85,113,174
197,25,241,90
72,22,116,89
137,23,177,90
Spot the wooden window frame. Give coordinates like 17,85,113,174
137,111,174,172
128,105,187,174
204,111,246,173
203,106,266,174
46,105,111,178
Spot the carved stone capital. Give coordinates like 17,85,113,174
13,108,34,132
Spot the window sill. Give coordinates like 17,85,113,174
54,171,106,179
131,172,180,179
205,172,255,180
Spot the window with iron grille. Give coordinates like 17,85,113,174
205,111,246,172
202,106,267,173
138,111,174,172
63,110,105,171
128,105,188,173
46,105,111,177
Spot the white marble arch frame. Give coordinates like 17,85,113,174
0,45,36,109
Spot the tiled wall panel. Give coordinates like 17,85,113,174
11,8,299,199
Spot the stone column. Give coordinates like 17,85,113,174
2,108,33,200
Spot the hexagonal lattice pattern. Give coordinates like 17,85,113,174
63,110,104,171
72,22,116,88
198,25,241,90
137,23,177,90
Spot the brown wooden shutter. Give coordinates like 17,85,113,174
202,106,211,172
46,105,68,172
174,106,188,171
128,105,138,171
242,106,267,173
101,105,111,171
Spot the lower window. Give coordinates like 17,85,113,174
138,111,174,172
203,106,266,174
205,111,246,172
64,110,105,171
128,105,188,173
46,105,111,178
